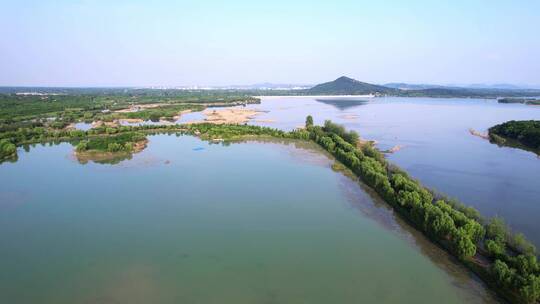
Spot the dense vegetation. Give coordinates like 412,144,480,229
489,120,540,153
0,92,259,125
0,138,17,161
76,132,147,153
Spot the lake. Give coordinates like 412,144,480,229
0,135,498,303
244,96,540,246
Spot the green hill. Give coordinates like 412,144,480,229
307,76,397,95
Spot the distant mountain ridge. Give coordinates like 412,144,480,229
383,83,447,90
464,83,535,90
385,82,539,91
307,76,397,95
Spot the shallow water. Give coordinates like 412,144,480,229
244,97,540,245
74,122,93,131
0,135,499,303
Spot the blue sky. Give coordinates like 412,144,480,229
1,0,539,87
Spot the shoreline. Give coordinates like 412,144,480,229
255,95,376,99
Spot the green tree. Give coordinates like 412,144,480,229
492,259,515,288
513,233,537,255
107,142,122,152
431,212,455,239
485,239,505,257
452,227,476,260
0,139,17,158
487,217,507,242
515,254,539,276
305,115,314,128
462,220,485,243
76,141,88,152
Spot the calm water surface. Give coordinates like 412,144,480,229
245,97,540,245
0,135,499,303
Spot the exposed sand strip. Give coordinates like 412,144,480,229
339,114,359,121
385,145,404,153
114,104,162,113
92,121,120,128
469,129,490,140
182,108,262,124
119,118,144,123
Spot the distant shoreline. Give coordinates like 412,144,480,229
255,95,376,99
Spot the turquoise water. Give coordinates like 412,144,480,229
0,135,498,303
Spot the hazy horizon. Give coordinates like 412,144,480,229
2,0,539,87
2,79,540,90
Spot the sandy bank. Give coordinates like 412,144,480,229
92,121,119,128
115,104,162,113
339,114,359,121
204,108,261,124
183,108,262,124
469,129,489,140
384,145,404,153
119,118,144,123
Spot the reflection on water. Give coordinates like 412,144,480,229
315,98,370,110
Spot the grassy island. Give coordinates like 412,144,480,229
489,120,540,155
74,132,148,164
